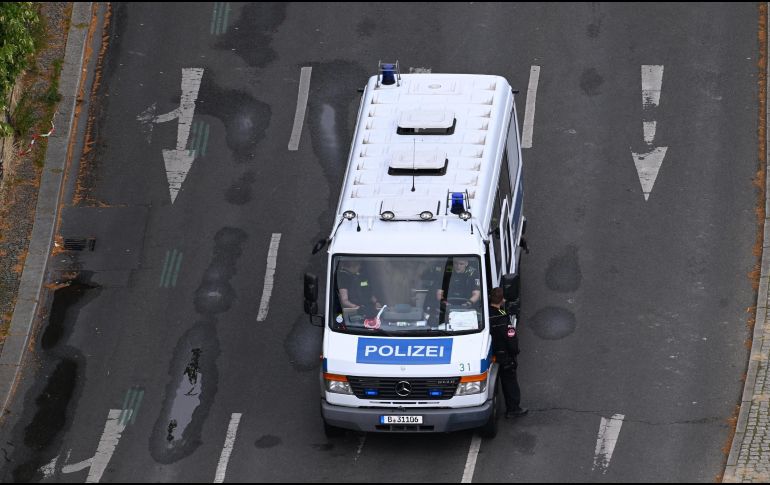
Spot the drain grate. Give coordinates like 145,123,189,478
63,237,96,251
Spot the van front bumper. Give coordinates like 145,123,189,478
321,399,493,433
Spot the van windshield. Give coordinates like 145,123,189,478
330,255,485,335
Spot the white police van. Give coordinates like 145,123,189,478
304,62,526,437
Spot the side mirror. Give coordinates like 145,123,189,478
303,273,324,326
304,273,318,303
304,300,319,316
501,273,520,302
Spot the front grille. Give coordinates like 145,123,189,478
348,376,459,400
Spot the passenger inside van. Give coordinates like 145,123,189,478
436,257,482,308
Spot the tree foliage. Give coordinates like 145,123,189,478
0,3,39,137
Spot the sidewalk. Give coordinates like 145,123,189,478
723,220,770,482
723,6,770,481
0,3,92,416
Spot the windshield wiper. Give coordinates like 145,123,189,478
423,328,453,335
343,327,393,336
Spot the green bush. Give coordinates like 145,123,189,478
0,3,40,137
42,58,62,106
11,93,35,138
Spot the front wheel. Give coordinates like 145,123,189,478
479,379,499,439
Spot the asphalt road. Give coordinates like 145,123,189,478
0,2,759,482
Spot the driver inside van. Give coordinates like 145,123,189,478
336,260,382,312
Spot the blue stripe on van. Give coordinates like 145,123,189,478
480,344,494,373
356,338,453,365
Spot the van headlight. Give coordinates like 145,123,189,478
324,373,353,395
455,372,488,396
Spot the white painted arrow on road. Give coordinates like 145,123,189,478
632,147,668,201
641,65,663,108
137,68,204,204
592,413,625,474
632,65,666,201
49,409,127,483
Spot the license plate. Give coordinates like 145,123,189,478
380,415,423,424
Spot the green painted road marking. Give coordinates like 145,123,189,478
119,387,145,426
187,121,209,158
188,121,198,157
222,3,231,35
211,3,231,35
130,389,144,425
171,249,183,287
160,249,183,288
160,250,172,287
200,121,210,157
210,3,218,34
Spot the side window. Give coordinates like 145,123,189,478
509,175,523,268
491,189,502,278
506,109,521,187
500,152,514,274
500,151,512,201
499,198,509,275
483,244,494,292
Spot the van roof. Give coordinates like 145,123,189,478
331,73,514,254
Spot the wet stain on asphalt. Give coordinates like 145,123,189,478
529,307,577,340
306,60,367,191
42,275,100,350
545,245,582,293
11,357,80,482
254,435,282,449
216,3,287,68
23,361,78,450
165,348,204,444
4,272,96,482
183,348,202,387
284,314,323,372
580,68,603,96
193,227,248,315
151,226,249,463
150,323,220,464
225,171,256,205
304,60,368,252
297,61,369,365
196,74,271,164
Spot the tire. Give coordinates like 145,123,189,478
479,380,500,439
323,419,345,438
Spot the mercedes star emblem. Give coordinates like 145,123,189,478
396,380,412,397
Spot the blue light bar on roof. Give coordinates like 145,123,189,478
381,63,396,85
450,192,465,215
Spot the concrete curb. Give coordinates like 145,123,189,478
723,5,770,482
0,3,93,415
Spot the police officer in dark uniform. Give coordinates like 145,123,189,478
436,257,481,307
489,287,527,418
336,260,380,312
